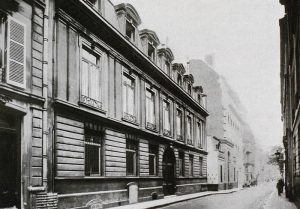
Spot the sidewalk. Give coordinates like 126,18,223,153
110,188,240,209
262,189,297,209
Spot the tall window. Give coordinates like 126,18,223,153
126,20,135,42
149,145,158,176
220,165,223,182
163,101,171,135
146,89,155,128
81,47,101,109
196,122,201,148
176,109,182,140
179,152,184,176
199,157,203,176
234,167,236,181
84,128,103,176
189,155,194,176
123,73,135,121
126,139,138,176
187,116,192,144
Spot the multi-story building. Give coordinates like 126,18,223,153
279,0,300,201
190,59,245,189
243,125,256,183
0,0,209,208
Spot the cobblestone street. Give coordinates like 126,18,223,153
160,183,297,209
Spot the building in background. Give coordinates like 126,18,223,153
0,0,210,208
243,125,257,184
279,0,300,201
190,59,246,190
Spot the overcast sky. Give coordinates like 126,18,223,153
112,0,284,151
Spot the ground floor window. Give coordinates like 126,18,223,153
189,155,194,176
149,145,158,176
178,152,185,176
84,124,103,176
220,165,223,182
199,157,203,176
126,139,138,176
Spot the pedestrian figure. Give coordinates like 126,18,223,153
276,178,284,196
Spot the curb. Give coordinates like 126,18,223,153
150,189,240,209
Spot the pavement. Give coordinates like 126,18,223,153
110,188,240,209
262,189,297,209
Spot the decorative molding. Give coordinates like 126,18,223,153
123,112,137,124
146,122,156,131
79,95,103,111
0,93,12,105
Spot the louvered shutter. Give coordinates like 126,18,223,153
6,17,26,88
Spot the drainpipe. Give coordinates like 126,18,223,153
42,0,49,190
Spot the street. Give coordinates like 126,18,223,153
160,183,293,209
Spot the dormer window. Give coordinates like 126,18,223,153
148,43,155,61
165,61,171,75
177,74,182,87
188,84,192,95
197,94,201,104
126,20,135,42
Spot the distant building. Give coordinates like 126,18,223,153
190,59,245,189
0,0,210,208
279,0,300,201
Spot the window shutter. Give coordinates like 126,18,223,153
6,17,26,88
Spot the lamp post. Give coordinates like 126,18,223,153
275,149,284,177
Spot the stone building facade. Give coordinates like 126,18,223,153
189,59,244,189
0,0,209,208
279,0,300,201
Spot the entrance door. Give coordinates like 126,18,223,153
0,113,21,208
162,147,176,195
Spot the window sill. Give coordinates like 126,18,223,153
55,176,163,180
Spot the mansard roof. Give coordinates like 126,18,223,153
139,29,160,46
115,3,142,26
173,63,186,74
157,47,174,61
184,74,194,83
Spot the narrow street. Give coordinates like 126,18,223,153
160,183,295,209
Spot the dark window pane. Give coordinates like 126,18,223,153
126,151,135,175
149,155,155,175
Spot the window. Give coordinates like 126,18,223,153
163,101,171,135
220,165,223,182
165,61,171,75
126,139,138,176
197,94,201,104
178,152,184,176
196,122,201,148
187,116,192,144
149,145,158,176
5,17,26,88
188,84,192,95
123,73,136,122
189,155,194,176
176,109,182,140
148,43,155,61
146,89,155,129
126,20,135,42
81,47,102,109
234,167,236,181
199,157,203,176
177,74,182,87
84,128,103,176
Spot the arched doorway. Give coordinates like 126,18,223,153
162,147,176,195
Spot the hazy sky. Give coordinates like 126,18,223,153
112,0,284,151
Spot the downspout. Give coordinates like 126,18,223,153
42,0,49,190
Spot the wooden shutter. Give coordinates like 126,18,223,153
6,17,26,88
